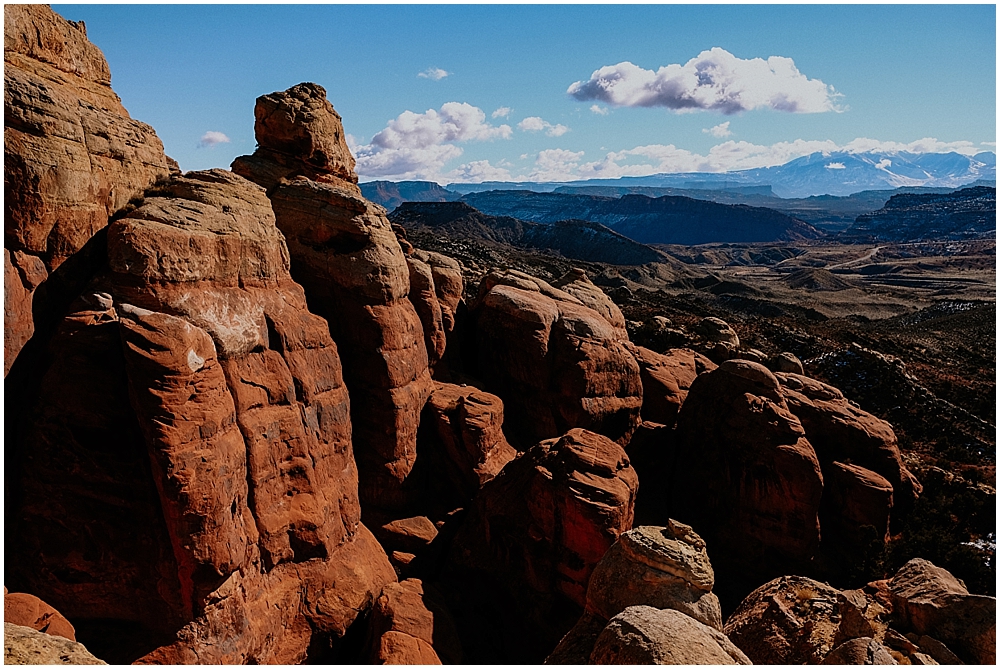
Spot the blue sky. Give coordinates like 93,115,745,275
54,4,996,184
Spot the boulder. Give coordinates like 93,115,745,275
4,591,76,641
8,170,395,663
472,270,642,448
821,637,896,665
632,346,715,426
233,84,434,511
4,623,106,665
590,606,751,665
670,361,824,589
695,316,740,348
772,351,805,375
4,4,171,374
552,268,627,334
418,382,516,504
366,579,462,665
407,255,448,368
723,575,844,664
412,249,464,334
585,522,722,629
887,559,995,664
778,372,921,521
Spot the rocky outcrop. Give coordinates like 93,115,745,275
590,606,751,665
547,521,725,664
551,268,627,334
3,4,171,374
723,575,846,664
887,559,995,664
4,623,106,665
820,462,894,563
447,428,638,660
695,316,740,348
4,590,76,641
777,371,921,522
632,346,715,426
418,382,516,505
365,579,462,665
821,637,896,665
233,83,434,510
8,170,395,663
843,186,996,242
670,361,824,588
471,269,642,447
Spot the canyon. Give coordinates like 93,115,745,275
4,6,995,666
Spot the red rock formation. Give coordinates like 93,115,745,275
4,590,77,641
9,170,395,663
552,268,627,335
887,558,995,664
365,579,462,665
820,461,894,564
406,254,448,368
454,428,638,607
471,270,642,448
632,346,715,426
778,372,921,521
670,360,824,588
3,5,171,374
232,84,433,511
413,249,464,335
418,382,516,504
723,575,848,664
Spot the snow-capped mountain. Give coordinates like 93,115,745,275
448,151,996,198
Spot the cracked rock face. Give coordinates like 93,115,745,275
4,4,171,375
233,83,434,511
9,168,395,663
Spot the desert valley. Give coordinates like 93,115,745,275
3,5,996,666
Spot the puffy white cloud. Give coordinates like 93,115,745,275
703,121,732,138
590,104,610,116
445,160,513,183
825,162,846,169
492,106,512,118
525,149,586,182
418,67,450,80
352,102,512,179
517,116,570,137
876,158,892,170
567,48,840,114
198,131,230,148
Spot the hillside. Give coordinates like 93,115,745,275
842,186,996,242
460,190,823,245
389,201,669,266
360,180,461,209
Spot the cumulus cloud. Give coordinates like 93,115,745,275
444,160,513,183
198,131,230,148
590,104,610,116
492,106,512,118
352,102,512,179
517,116,570,137
418,67,450,80
567,47,840,114
703,121,732,138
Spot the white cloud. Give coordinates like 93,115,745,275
497,136,984,183
492,106,512,118
590,104,610,116
517,116,570,137
567,47,840,114
876,158,892,170
418,67,450,81
703,121,732,138
444,160,513,183
352,102,512,179
198,131,230,148
825,162,846,169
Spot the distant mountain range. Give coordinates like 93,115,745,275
440,151,996,199
840,186,996,242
